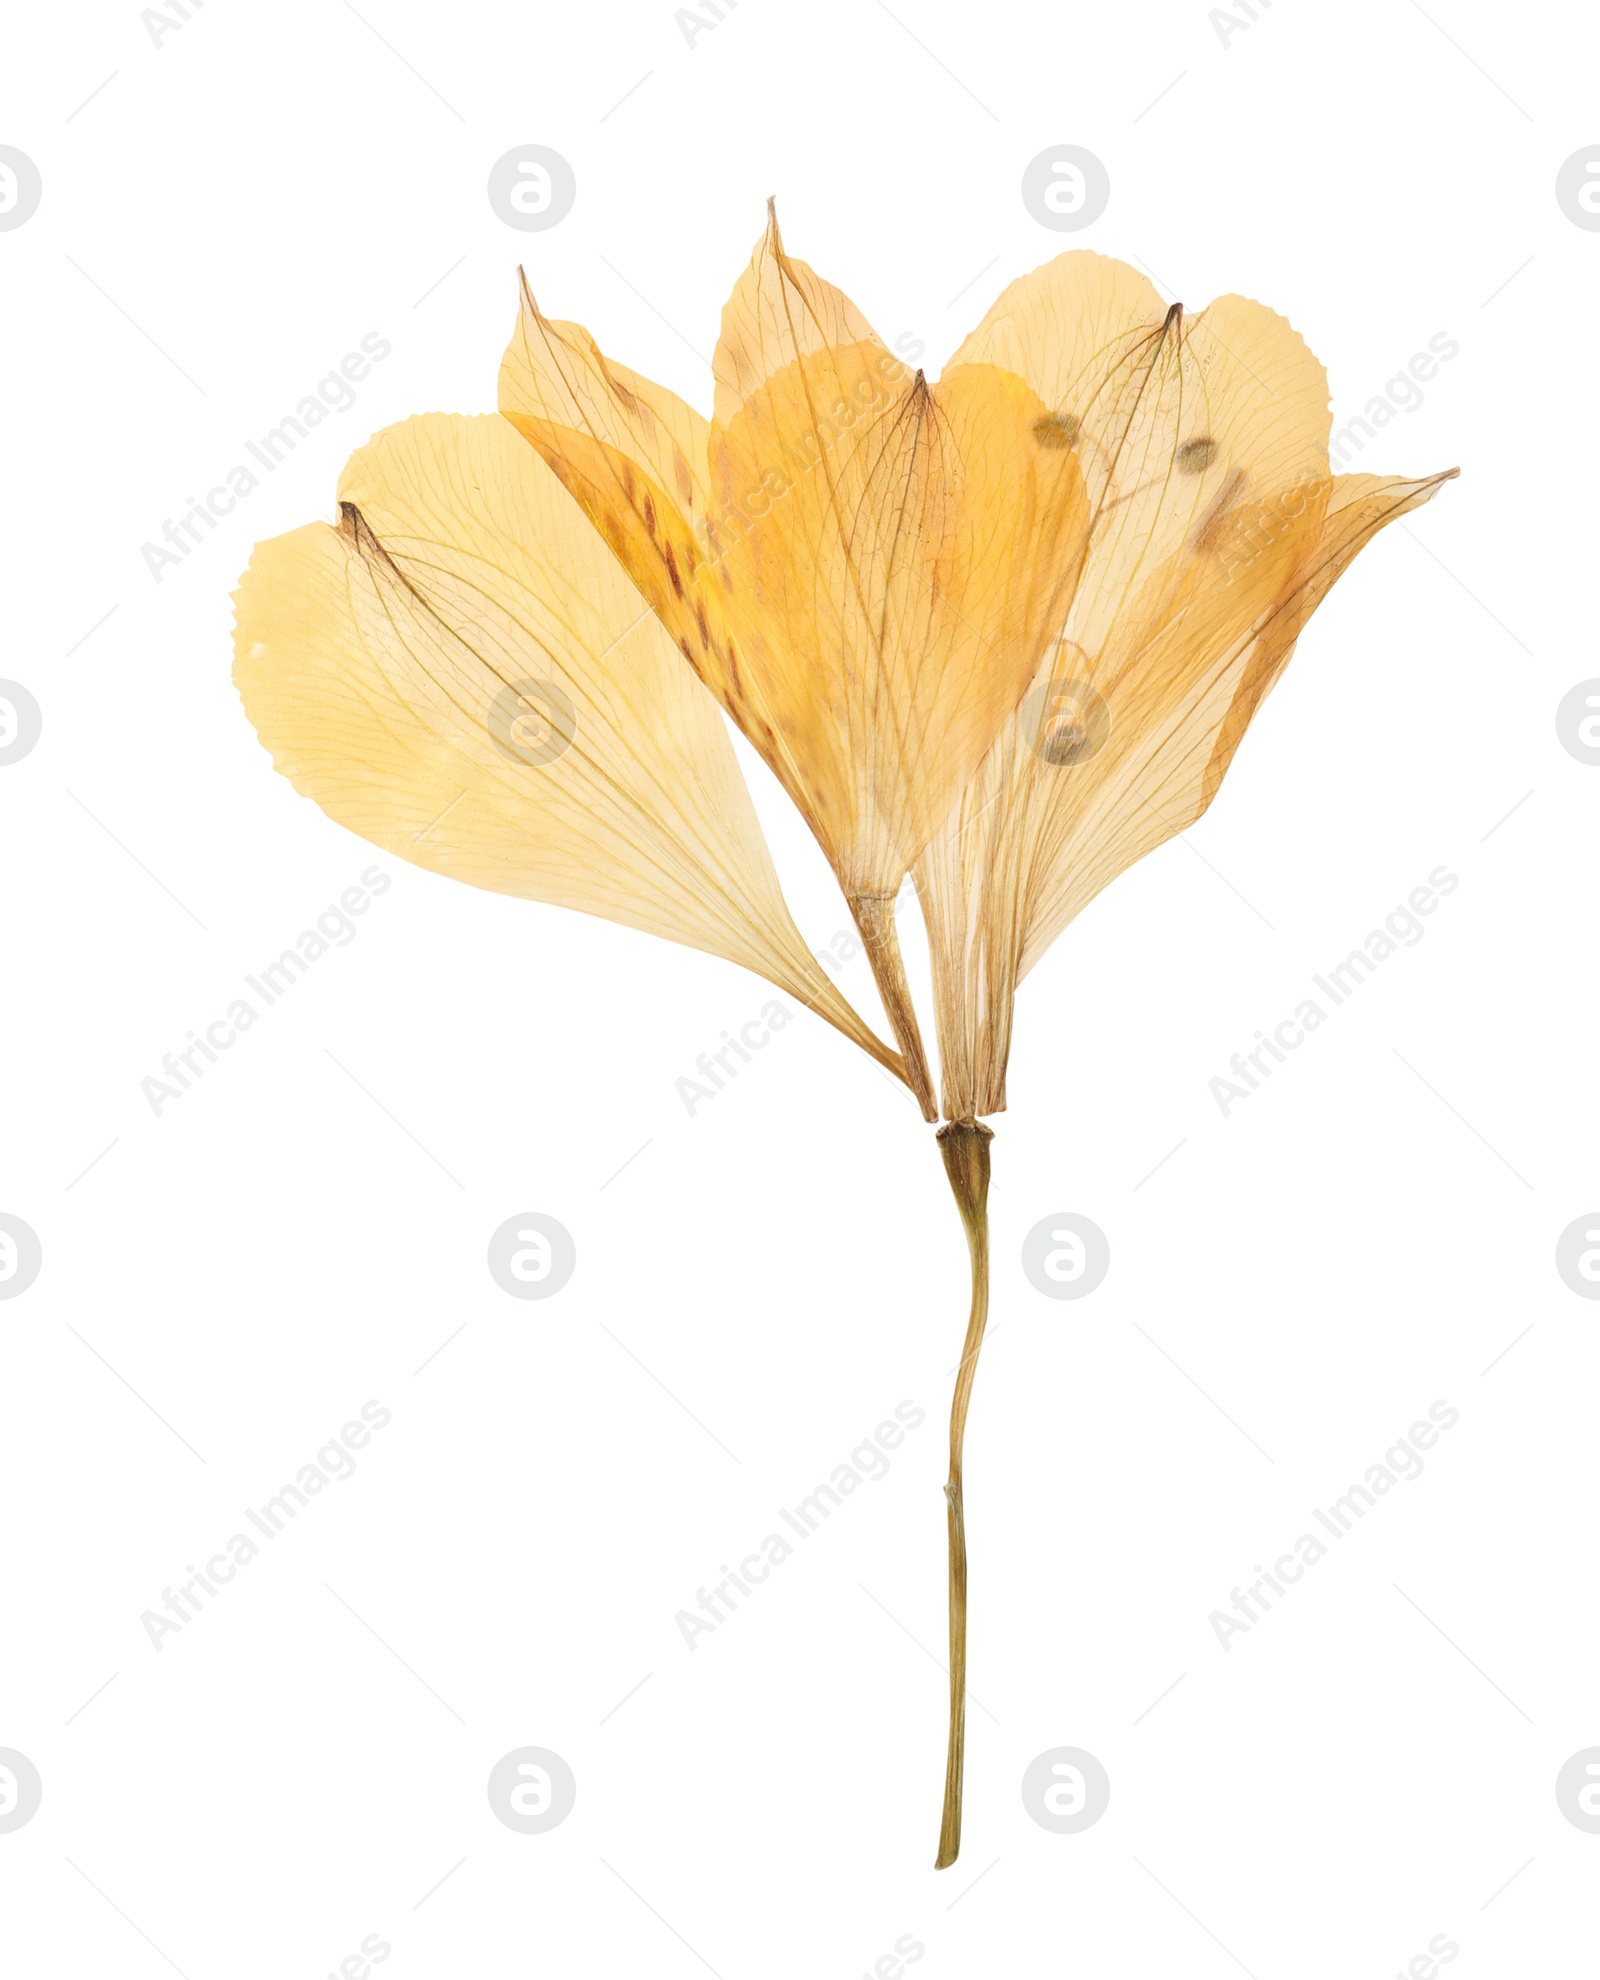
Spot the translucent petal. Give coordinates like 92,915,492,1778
916,256,1454,1117
704,347,1090,897
498,276,717,549
711,201,885,427
232,412,904,1078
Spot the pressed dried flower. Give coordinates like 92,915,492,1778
233,216,1453,1870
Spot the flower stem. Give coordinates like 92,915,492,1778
934,1117,993,1869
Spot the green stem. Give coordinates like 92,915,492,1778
934,1118,993,1869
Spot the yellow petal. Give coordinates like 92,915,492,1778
705,214,1089,896
711,200,884,427
920,466,1455,1115
705,348,1090,897
1194,471,1457,814
947,248,1166,392
232,412,904,1079
498,275,716,543
1015,469,1457,982
916,248,1455,1117
949,254,1332,664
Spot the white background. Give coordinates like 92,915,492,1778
2,0,1596,1973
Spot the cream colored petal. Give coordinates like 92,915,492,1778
232,412,904,1078
1194,471,1458,812
1018,468,1457,977
918,447,1455,1118
498,276,716,545
711,201,886,427
950,255,1332,661
949,249,1167,394
917,259,1345,1115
